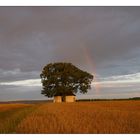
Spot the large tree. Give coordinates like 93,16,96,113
40,62,93,98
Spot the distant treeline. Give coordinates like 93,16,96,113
0,97,140,104
0,100,52,104
77,97,140,102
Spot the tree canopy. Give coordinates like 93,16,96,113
40,62,93,98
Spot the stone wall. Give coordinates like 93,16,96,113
54,96,76,102
53,96,62,103
65,96,75,102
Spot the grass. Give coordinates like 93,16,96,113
0,101,139,134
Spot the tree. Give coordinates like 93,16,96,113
40,62,93,98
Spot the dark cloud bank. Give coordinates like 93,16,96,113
0,7,140,101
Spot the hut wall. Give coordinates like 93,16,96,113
65,96,75,102
54,96,62,103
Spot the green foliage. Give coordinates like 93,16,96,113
40,62,93,97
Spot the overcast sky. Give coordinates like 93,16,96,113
0,7,140,101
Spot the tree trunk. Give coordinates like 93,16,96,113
62,96,65,102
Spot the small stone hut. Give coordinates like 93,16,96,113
53,96,62,103
53,93,76,103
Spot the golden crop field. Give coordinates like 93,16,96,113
0,101,140,134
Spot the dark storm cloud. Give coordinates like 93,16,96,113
0,7,140,100
0,85,46,101
0,7,140,73
0,68,40,82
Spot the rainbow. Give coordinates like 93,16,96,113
81,45,100,94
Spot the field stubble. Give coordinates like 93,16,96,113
0,104,36,133
15,101,140,134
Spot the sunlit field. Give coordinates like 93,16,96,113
0,101,139,134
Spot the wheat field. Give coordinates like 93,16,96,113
0,101,139,134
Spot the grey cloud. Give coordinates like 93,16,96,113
97,72,140,83
0,85,46,101
0,68,40,82
0,7,140,100
78,92,140,99
0,7,140,73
